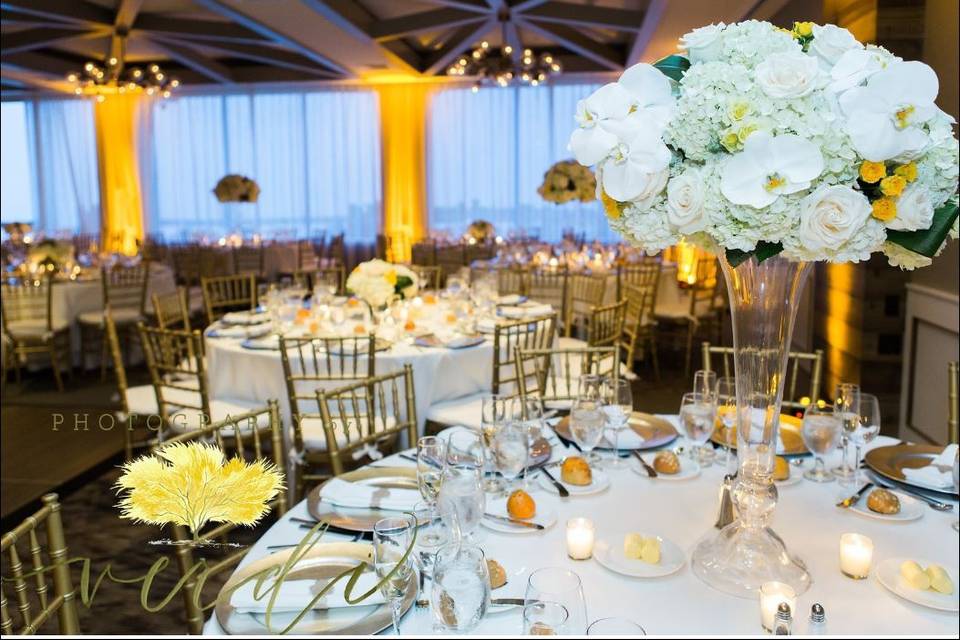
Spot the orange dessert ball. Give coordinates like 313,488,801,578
506,489,536,519
404,320,416,331
560,457,592,486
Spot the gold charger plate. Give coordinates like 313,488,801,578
864,444,959,496
710,414,808,455
215,542,416,635
307,467,421,533
555,412,678,451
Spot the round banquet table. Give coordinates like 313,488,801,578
202,427,959,636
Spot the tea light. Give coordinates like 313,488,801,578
759,581,796,632
565,517,594,560
839,533,873,579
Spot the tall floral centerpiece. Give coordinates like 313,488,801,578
538,160,597,204
569,20,959,597
346,259,420,310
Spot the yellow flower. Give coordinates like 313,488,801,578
871,197,897,222
879,175,906,197
115,441,284,535
859,160,886,183
894,162,917,182
600,190,622,219
737,122,760,143
793,21,814,37
727,99,751,122
385,269,397,286
720,128,741,152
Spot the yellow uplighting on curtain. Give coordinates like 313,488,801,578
94,93,144,256
376,83,432,263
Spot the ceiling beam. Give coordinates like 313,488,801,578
1,50,81,78
422,18,495,75
503,20,523,62
0,0,112,27
147,38,234,84
370,8,486,41
626,0,667,65
518,18,622,70
192,0,350,76
114,0,144,30
0,64,70,93
150,35,339,78
0,26,105,55
522,2,646,31
412,0,490,12
509,0,550,11
132,14,271,45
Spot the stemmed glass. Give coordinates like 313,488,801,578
850,393,881,489
523,602,570,635
693,369,717,399
492,422,529,493
587,617,647,636
715,377,738,474
800,403,843,482
437,451,485,544
832,383,861,482
417,436,446,518
601,377,632,469
480,395,507,493
525,567,588,634
430,543,490,632
373,515,417,636
570,393,606,466
678,391,717,466
411,500,450,600
509,396,544,490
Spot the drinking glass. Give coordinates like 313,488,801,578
492,422,528,492
523,601,570,635
525,567,588,634
577,374,604,402
437,461,485,544
693,369,717,400
510,396,544,489
715,376,738,474
480,395,508,493
417,436,446,515
800,403,842,482
373,515,416,636
678,391,717,466
431,543,490,632
570,395,606,466
850,393,881,490
832,383,861,481
412,501,450,585
601,377,632,469
587,617,647,636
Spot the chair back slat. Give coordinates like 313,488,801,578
949,361,959,444
201,274,257,325
492,314,557,396
701,342,824,411
587,300,626,347
1,277,53,331
232,246,264,277
496,267,529,297
102,262,150,315
410,265,442,291
151,287,191,331
567,273,606,337
137,323,208,436
515,345,619,406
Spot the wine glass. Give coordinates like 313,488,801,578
577,373,604,402
430,543,490,632
850,393,881,489
480,395,507,493
693,369,717,400
509,396,544,490
587,617,647,636
525,567,588,634
492,422,528,493
523,601,570,635
417,436,446,516
373,515,416,636
412,500,450,587
601,377,632,469
678,391,717,466
437,459,485,544
715,376,738,474
570,394,606,466
800,403,842,482
832,382,860,481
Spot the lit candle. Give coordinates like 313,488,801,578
759,582,796,632
839,533,873,579
565,518,594,560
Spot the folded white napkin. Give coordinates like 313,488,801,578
903,444,958,490
497,294,523,305
212,324,271,338
232,572,384,613
222,310,269,325
500,304,552,319
319,477,420,511
477,317,497,333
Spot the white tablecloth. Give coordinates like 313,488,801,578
202,428,959,635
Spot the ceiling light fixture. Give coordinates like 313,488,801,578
66,32,179,102
447,21,561,92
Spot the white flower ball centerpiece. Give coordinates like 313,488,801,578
568,20,958,598
346,260,419,312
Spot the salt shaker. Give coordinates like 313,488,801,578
808,603,826,635
774,602,792,635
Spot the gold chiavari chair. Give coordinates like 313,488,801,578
232,245,264,279
586,299,626,348
411,240,437,266
151,287,191,331
1,493,80,635
290,265,346,296
528,269,568,326
656,257,723,376
296,239,319,272
701,341,824,412
158,401,287,635
948,361,958,444
200,246,233,277
316,365,418,478
78,262,151,372
410,265,442,291
279,334,377,494
201,273,258,325
426,314,557,430
436,244,467,284
515,345,620,409
326,234,346,268
497,266,529,297
616,258,661,306
619,282,660,380
172,244,202,288
567,273,607,338
0,275,71,391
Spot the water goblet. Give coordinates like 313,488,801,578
373,515,417,636
570,395,606,466
492,422,528,493
525,567,588,634
412,500,450,587
587,617,647,636
417,436,446,515
693,369,717,400
437,460,485,544
601,377,632,469
523,601,569,635
832,382,860,481
800,403,842,482
679,391,717,466
850,393,881,489
509,396,544,489
430,543,490,633
480,395,507,493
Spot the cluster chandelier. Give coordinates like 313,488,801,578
447,39,562,91
66,33,179,102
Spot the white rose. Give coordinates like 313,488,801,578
755,52,822,98
809,24,862,66
666,170,707,234
886,183,934,231
797,184,872,251
828,48,883,93
629,168,669,210
678,23,725,63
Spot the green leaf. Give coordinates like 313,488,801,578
725,241,784,268
886,199,959,258
395,275,414,292
653,54,691,83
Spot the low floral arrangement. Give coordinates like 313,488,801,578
346,259,419,309
27,239,74,272
569,20,959,269
213,175,261,203
465,220,496,242
538,160,597,204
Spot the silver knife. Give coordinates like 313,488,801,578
483,513,545,530
836,482,874,508
632,450,658,478
540,467,570,498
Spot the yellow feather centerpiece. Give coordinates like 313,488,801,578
114,441,284,538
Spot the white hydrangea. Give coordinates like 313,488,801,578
882,241,932,270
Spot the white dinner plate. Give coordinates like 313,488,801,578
537,469,610,496
480,496,557,534
876,558,959,612
593,531,685,578
850,490,924,522
221,310,270,326
628,455,700,481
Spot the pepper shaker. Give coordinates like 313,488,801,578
774,602,792,635
808,603,826,635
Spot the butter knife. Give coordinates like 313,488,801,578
632,450,658,478
483,513,545,530
836,482,874,508
539,467,570,498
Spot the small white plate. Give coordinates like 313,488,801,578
537,469,610,496
628,455,700,481
480,496,557,534
876,558,959,612
593,532,685,578
850,491,925,522
774,473,803,488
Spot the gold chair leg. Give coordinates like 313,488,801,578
48,346,64,392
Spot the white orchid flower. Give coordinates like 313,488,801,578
838,61,939,161
599,123,672,202
828,48,883,93
616,63,675,133
569,82,633,165
720,132,824,208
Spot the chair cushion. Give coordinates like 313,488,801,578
298,415,398,451
125,384,159,416
78,307,143,326
168,397,272,434
5,319,68,340
425,394,485,431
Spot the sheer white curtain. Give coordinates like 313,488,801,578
143,88,381,242
0,102,37,226
427,82,614,242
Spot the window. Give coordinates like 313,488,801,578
1,101,37,226
427,82,615,242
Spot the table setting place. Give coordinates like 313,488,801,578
204,369,959,636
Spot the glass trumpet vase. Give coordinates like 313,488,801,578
691,253,812,598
